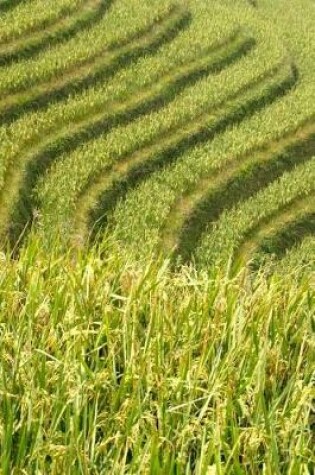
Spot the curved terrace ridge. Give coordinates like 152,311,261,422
0,6,197,246
0,1,87,44
234,192,315,269
78,61,297,245
3,31,253,247
0,0,114,67
169,119,315,264
0,6,191,126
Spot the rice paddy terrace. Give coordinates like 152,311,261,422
0,1,314,473
0,0,313,272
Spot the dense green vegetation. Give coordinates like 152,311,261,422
0,0,314,473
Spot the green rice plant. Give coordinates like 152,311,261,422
3,0,284,135
0,0,179,96
0,235,313,473
237,194,315,269
171,124,315,263
109,111,314,266
0,0,240,185
0,0,24,14
257,211,315,262
5,32,254,245
0,0,82,44
0,0,112,67
274,235,315,274
93,0,314,266
85,63,295,238
0,2,253,245
194,159,315,270
0,1,314,473
34,56,289,246
0,8,196,190
64,61,294,254
0,5,188,124
0,10,199,242
0,0,281,188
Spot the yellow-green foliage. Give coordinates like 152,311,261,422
0,0,314,472
0,239,314,473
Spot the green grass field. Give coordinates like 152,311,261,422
0,0,314,473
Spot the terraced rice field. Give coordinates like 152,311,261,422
0,0,314,473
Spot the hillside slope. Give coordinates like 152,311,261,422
0,0,314,473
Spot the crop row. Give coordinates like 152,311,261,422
92,62,307,263
0,0,282,245
35,47,286,246
8,32,253,243
0,17,248,242
22,0,282,238
109,106,314,267
1,0,313,274
0,0,82,44
0,6,190,180
0,0,244,182
84,63,295,241
0,5,191,186
247,199,315,270
0,6,190,125
0,0,111,67
100,0,314,267
0,1,178,95
0,0,249,188
169,123,315,263
195,159,315,269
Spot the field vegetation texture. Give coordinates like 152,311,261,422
0,0,314,473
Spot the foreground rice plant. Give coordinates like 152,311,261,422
0,238,314,474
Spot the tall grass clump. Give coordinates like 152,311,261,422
0,237,314,474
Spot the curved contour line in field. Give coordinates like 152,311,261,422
258,212,315,261
164,119,315,263
75,61,297,245
0,5,190,126
234,192,315,269
3,31,254,246
0,0,114,67
0,1,87,44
